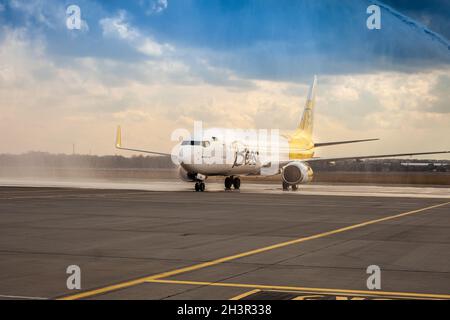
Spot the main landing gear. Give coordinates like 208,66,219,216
225,176,241,191
194,182,206,192
194,177,241,192
282,181,298,191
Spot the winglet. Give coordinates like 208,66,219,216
116,126,122,148
113,126,171,156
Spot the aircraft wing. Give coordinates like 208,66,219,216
115,126,172,157
273,150,450,169
305,150,450,163
315,138,379,147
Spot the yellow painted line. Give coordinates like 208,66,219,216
229,289,261,300
59,201,449,300
266,288,380,300
292,295,328,300
147,279,450,300
335,296,366,300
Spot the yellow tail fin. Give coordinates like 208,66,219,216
295,75,317,137
288,76,317,160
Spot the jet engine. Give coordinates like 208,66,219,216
178,167,197,182
281,161,314,185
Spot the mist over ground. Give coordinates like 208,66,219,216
1,152,448,186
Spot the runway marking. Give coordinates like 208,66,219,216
229,289,261,300
59,201,450,300
146,279,450,300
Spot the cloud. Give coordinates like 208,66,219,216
0,27,173,154
315,71,450,133
100,10,139,41
138,38,174,57
99,10,173,58
140,0,168,15
429,74,450,113
0,27,448,157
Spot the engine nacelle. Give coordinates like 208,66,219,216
178,167,197,182
282,161,314,185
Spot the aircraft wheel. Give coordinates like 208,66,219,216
199,182,206,192
224,177,233,190
282,181,290,191
291,184,299,191
195,183,200,192
233,177,241,190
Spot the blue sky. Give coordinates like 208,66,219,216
0,0,449,155
1,0,449,80
381,0,450,39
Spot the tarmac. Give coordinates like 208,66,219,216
0,181,449,300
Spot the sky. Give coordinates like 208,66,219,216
0,0,449,158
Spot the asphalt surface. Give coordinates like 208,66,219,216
0,185,449,300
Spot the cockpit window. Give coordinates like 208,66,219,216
181,141,210,147
182,141,199,146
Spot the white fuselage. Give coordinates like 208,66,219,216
177,129,294,177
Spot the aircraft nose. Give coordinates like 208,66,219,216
178,146,190,164
179,146,202,165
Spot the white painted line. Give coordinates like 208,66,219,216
0,294,48,300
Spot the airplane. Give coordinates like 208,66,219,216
115,76,449,192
